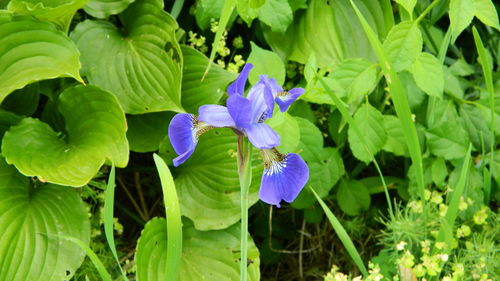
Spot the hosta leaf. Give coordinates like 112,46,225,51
127,112,172,153
8,0,88,31
426,120,470,160
473,0,500,30
348,103,387,163
2,85,129,186
0,12,82,103
0,83,40,116
0,157,90,281
71,0,183,114
263,0,394,67
258,0,293,33
336,179,370,216
135,218,260,281
409,52,444,98
449,0,475,41
173,129,263,230
329,58,378,101
84,0,135,19
382,21,422,72
181,46,237,113
247,42,286,85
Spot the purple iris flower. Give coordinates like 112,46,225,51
168,63,308,207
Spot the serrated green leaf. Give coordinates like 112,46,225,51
449,58,474,76
0,12,82,102
8,0,88,31
399,71,425,110
295,117,323,162
460,103,492,152
263,0,394,67
431,157,447,187
292,147,344,209
449,0,475,41
409,52,444,98
348,103,387,163
382,21,422,71
426,120,470,160
236,0,259,25
247,42,286,85
2,85,129,186
330,58,378,102
443,66,464,99
0,157,90,281
84,0,135,18
127,112,172,153
71,0,183,114
135,218,260,281
181,46,237,113
258,0,293,33
173,129,263,230
266,110,300,152
394,0,416,15
473,0,500,30
304,54,317,83
336,179,371,216
382,115,408,156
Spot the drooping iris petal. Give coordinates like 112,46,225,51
227,63,253,96
227,94,252,128
168,113,198,166
245,123,280,149
259,153,309,207
276,88,305,112
198,105,235,127
173,149,196,167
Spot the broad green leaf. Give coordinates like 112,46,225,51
431,157,447,187
289,0,307,12
250,0,265,8
336,179,371,216
348,103,387,163
8,0,88,31
460,103,492,152
2,85,129,186
195,0,226,30
443,66,464,99
0,12,82,102
394,0,416,15
127,112,172,153
304,54,317,83
292,147,344,209
449,58,475,76
399,71,425,110
426,120,470,160
258,0,293,33
382,21,422,71
0,110,22,140
409,52,444,98
181,46,237,113
135,218,260,281
0,83,40,116
263,0,394,67
173,129,263,230
0,157,90,281
84,0,135,18
473,0,500,30
295,117,323,162
449,0,475,41
236,0,259,25
71,0,183,114
329,58,378,101
247,42,286,85
382,115,408,156
266,111,300,152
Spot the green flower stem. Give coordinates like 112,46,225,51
237,134,253,281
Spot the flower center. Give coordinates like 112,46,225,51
191,115,214,138
261,148,287,176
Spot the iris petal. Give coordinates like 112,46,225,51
276,88,305,112
245,123,280,149
227,63,253,96
168,113,198,166
259,153,309,207
198,105,235,127
246,79,269,123
227,94,252,128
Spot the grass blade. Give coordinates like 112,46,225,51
309,185,369,276
153,154,183,281
170,0,185,19
348,0,426,201
103,165,128,281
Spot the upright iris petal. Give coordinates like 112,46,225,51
259,149,309,207
168,113,212,167
275,88,305,112
227,63,253,96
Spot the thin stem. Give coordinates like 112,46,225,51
415,0,442,24
237,135,253,281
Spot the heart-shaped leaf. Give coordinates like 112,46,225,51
0,12,82,103
181,46,237,113
2,85,129,186
0,157,90,281
127,112,173,153
84,0,135,19
71,0,183,114
8,0,88,31
173,129,263,230
135,218,260,281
